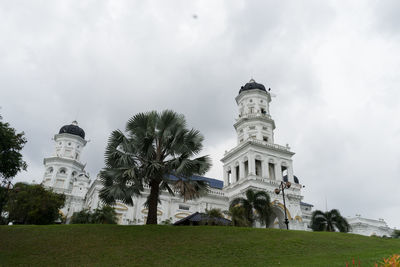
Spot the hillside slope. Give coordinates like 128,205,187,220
0,225,399,266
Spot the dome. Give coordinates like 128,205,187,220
239,79,267,94
59,121,85,139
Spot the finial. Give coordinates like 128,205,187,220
72,120,78,126
249,78,255,83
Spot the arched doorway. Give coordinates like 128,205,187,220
268,205,287,229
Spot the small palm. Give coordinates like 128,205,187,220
310,209,350,232
229,189,272,227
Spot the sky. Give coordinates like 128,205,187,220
1,0,400,229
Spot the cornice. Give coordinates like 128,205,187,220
43,156,85,169
221,140,295,162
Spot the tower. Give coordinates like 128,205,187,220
221,79,305,229
42,121,90,219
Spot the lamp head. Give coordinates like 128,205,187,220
286,182,291,189
274,188,281,195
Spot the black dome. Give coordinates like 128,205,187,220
239,79,267,94
59,121,85,139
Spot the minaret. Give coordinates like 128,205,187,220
42,121,90,196
221,79,296,190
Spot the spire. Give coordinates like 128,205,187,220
72,120,78,126
249,78,256,83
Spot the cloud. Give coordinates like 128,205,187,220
1,0,400,229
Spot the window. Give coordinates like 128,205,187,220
261,108,266,114
249,99,253,103
250,107,254,113
262,126,268,131
239,129,243,133
251,135,256,139
179,205,190,211
59,168,66,175
59,142,62,145
68,142,71,146
263,136,268,142
260,100,263,103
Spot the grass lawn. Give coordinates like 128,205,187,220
0,225,399,266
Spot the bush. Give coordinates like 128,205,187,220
70,206,117,224
70,209,92,224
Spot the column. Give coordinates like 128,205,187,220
248,154,255,175
223,166,228,186
239,161,245,179
275,162,282,181
262,158,269,179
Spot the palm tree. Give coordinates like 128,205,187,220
92,205,118,224
227,205,250,227
310,209,350,232
229,189,272,227
99,110,211,224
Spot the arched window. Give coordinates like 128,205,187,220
59,168,67,175
47,167,53,174
72,171,77,177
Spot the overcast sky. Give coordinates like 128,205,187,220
1,0,400,229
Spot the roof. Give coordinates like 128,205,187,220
173,212,232,226
167,174,223,189
300,202,314,207
239,79,267,94
59,121,85,139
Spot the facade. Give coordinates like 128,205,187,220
42,121,91,220
40,79,393,235
347,215,393,237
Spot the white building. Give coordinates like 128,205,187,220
347,215,393,237
41,79,392,235
42,121,91,221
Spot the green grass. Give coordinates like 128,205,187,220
0,225,399,266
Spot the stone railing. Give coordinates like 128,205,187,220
238,113,272,120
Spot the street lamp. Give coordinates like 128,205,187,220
274,181,291,230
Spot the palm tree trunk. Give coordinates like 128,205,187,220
146,180,160,225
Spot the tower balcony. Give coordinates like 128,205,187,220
236,113,271,121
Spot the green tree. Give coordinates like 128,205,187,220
0,114,27,219
0,114,27,184
227,205,251,227
6,183,65,224
92,205,118,224
391,229,400,239
229,189,272,227
70,209,92,224
99,110,212,225
310,209,350,232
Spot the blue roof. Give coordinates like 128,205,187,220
167,175,223,189
300,202,314,207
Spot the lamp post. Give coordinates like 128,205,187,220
274,181,291,230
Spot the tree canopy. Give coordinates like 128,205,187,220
99,110,211,224
310,209,350,232
0,114,27,185
6,183,65,224
229,189,272,227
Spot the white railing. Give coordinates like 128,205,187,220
238,113,272,120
